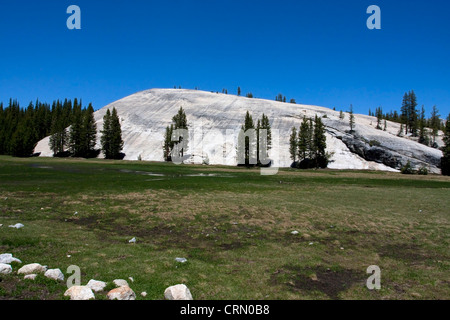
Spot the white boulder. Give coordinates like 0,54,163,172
64,286,95,300
24,274,37,280
44,268,64,281
107,286,136,300
0,253,22,264
113,279,129,287
86,279,107,292
0,263,12,274
164,284,193,300
17,263,47,275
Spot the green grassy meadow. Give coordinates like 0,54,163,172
0,155,449,300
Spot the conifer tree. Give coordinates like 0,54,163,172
109,108,124,159
289,127,297,163
81,103,97,157
349,105,355,133
441,114,450,176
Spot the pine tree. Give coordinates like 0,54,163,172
408,91,418,136
289,127,297,163
441,114,450,176
82,103,97,157
237,87,241,96
68,103,83,157
298,116,310,162
109,108,124,159
430,105,440,147
312,115,328,168
163,124,174,161
101,109,112,158
171,107,189,158
418,105,429,146
349,105,355,133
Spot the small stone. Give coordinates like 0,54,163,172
309,242,314,245
141,292,147,297
86,279,107,292
0,263,12,274
128,277,134,283
8,223,24,229
44,268,64,281
129,237,136,243
310,274,318,281
291,231,299,235
18,263,48,275
113,279,129,287
175,257,187,263
107,286,136,300
64,286,95,300
164,284,193,300
24,274,37,280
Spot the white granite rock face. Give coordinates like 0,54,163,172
34,89,444,173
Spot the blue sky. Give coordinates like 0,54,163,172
1,0,449,117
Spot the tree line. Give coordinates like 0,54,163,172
0,98,123,159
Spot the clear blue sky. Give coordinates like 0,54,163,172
1,0,449,117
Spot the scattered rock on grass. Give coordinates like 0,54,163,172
64,286,95,300
8,223,24,229
0,263,12,274
107,286,136,300
86,279,108,293
164,284,193,300
175,257,187,263
0,253,22,264
24,274,37,280
113,279,129,287
44,268,64,281
18,263,47,275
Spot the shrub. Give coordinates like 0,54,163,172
417,166,429,175
400,161,415,174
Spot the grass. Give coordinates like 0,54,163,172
0,155,449,300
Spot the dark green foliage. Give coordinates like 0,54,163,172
349,105,355,133
400,161,414,175
292,115,328,169
0,98,93,158
101,108,123,160
289,127,297,162
441,114,450,176
163,107,189,161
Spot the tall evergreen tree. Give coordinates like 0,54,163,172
297,116,310,161
430,105,440,147
441,114,450,176
81,103,97,157
109,108,124,159
68,103,83,157
100,109,112,158
289,127,297,163
312,115,328,168
349,104,355,133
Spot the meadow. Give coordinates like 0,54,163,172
0,156,449,300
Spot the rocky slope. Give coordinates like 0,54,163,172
34,89,444,173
